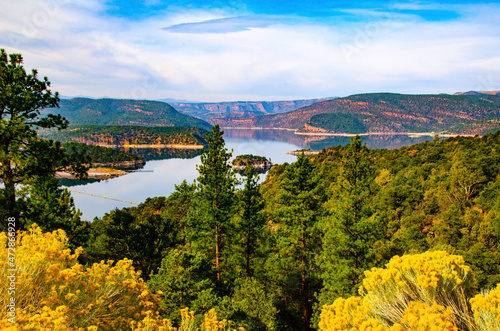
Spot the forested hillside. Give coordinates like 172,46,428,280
213,93,500,134
47,128,500,330
45,98,212,130
40,125,208,147
7,122,500,330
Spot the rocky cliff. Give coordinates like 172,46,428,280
171,98,332,122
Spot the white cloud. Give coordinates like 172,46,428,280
1,1,499,101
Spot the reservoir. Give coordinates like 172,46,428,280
64,129,434,221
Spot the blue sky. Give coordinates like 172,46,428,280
1,0,500,101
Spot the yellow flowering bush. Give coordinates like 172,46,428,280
398,302,458,331
361,251,474,329
470,284,500,331
0,225,236,331
319,251,479,331
319,299,458,331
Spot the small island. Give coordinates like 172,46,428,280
285,149,320,156
231,154,273,172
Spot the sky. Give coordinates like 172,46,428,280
1,0,500,102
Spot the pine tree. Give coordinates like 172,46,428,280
318,136,384,309
195,124,237,281
0,49,87,230
273,153,324,331
238,163,265,277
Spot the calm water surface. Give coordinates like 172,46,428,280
65,129,433,221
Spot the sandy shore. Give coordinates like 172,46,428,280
294,131,476,137
121,144,204,149
285,150,321,156
219,127,476,137
220,127,297,131
56,168,128,180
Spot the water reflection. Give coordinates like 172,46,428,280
64,129,434,221
117,147,202,161
222,129,433,151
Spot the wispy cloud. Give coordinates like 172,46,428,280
1,1,499,102
163,16,290,34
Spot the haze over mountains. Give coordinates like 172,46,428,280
170,98,332,122
48,92,500,137
209,93,500,135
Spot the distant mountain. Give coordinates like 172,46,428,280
455,91,500,96
157,98,198,104
46,98,212,130
170,98,333,121
213,93,500,134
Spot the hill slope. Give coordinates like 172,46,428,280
213,93,500,134
46,98,212,130
171,98,331,122
40,125,208,147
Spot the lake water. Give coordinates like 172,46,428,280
64,129,433,221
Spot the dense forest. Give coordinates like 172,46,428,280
18,126,500,330
213,93,500,134
40,125,209,147
307,113,368,133
62,142,143,163
45,97,212,130
3,51,500,330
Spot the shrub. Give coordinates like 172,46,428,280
0,225,237,331
319,251,480,331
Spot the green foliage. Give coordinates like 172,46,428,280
307,113,367,133
229,277,278,331
148,249,217,326
233,154,268,166
237,163,266,277
40,125,209,147
232,92,500,133
193,125,237,281
271,153,325,331
62,142,143,164
317,136,388,319
0,49,88,231
83,197,181,280
45,97,212,130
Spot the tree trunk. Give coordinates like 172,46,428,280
302,259,311,331
301,227,311,331
246,229,251,277
215,224,220,280
2,164,20,230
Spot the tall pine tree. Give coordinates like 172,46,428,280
238,163,265,277
318,136,385,311
0,49,87,231
195,125,237,281
273,153,324,331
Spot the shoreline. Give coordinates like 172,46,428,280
98,144,205,149
56,167,129,180
295,131,476,137
220,127,476,137
220,127,297,131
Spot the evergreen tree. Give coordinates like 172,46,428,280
83,197,179,280
273,153,324,331
194,124,237,281
238,163,265,277
20,175,89,249
318,136,385,309
0,49,87,230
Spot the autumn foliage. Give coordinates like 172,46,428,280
319,251,500,331
0,225,238,331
